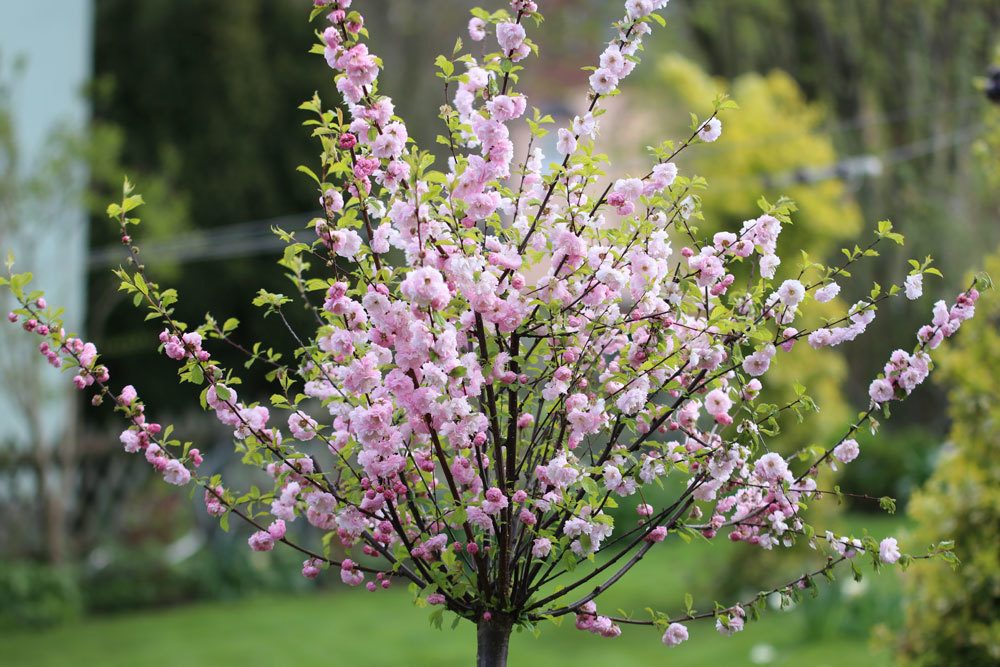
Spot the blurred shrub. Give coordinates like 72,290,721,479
0,562,82,630
839,425,941,513
898,251,1000,665
800,571,904,641
81,539,310,614
0,537,316,629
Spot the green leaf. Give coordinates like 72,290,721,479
434,55,454,77
122,194,145,214
296,165,321,185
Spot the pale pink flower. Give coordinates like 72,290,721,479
589,68,619,95
496,22,526,53
869,378,894,404
833,438,860,464
815,282,841,303
879,537,901,564
698,117,722,142
468,17,487,41
662,622,689,646
163,459,191,486
556,128,577,155
532,538,552,558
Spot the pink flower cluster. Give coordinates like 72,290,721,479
159,329,209,362
575,601,622,638
869,289,978,405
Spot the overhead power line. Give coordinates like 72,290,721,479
87,213,315,269
757,123,985,188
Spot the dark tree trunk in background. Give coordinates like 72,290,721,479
476,616,512,667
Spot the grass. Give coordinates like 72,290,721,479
0,514,909,666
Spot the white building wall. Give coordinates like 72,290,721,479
0,1,93,447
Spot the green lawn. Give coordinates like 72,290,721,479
1,514,908,666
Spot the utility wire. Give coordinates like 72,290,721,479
713,95,983,153
87,213,315,268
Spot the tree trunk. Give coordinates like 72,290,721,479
476,616,512,667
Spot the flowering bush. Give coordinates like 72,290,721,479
1,1,987,664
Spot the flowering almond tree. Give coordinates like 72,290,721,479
1,1,985,664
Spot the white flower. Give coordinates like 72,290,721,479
698,117,722,142
556,128,577,155
879,537,901,564
163,459,191,486
904,274,923,300
776,279,806,308
759,254,781,279
589,68,619,95
815,282,841,303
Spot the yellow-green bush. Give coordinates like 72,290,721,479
899,251,1000,666
639,56,868,597
653,55,860,449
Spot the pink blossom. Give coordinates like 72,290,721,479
704,388,733,423
904,274,923,300
662,622,689,646
482,487,509,515
879,537,901,564
698,117,722,142
400,267,450,309
119,385,137,406
468,17,486,41
204,486,227,517
340,559,364,586
302,558,322,579
532,538,552,558
832,438,860,464
267,519,287,541
754,453,791,484
556,128,577,155
759,253,781,279
742,345,774,377
248,530,275,552
288,412,319,441
650,162,678,191
119,429,142,454
645,526,667,543
869,378,894,404
715,606,745,636
496,22,525,53
589,68,619,95
815,282,841,303
162,459,191,486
